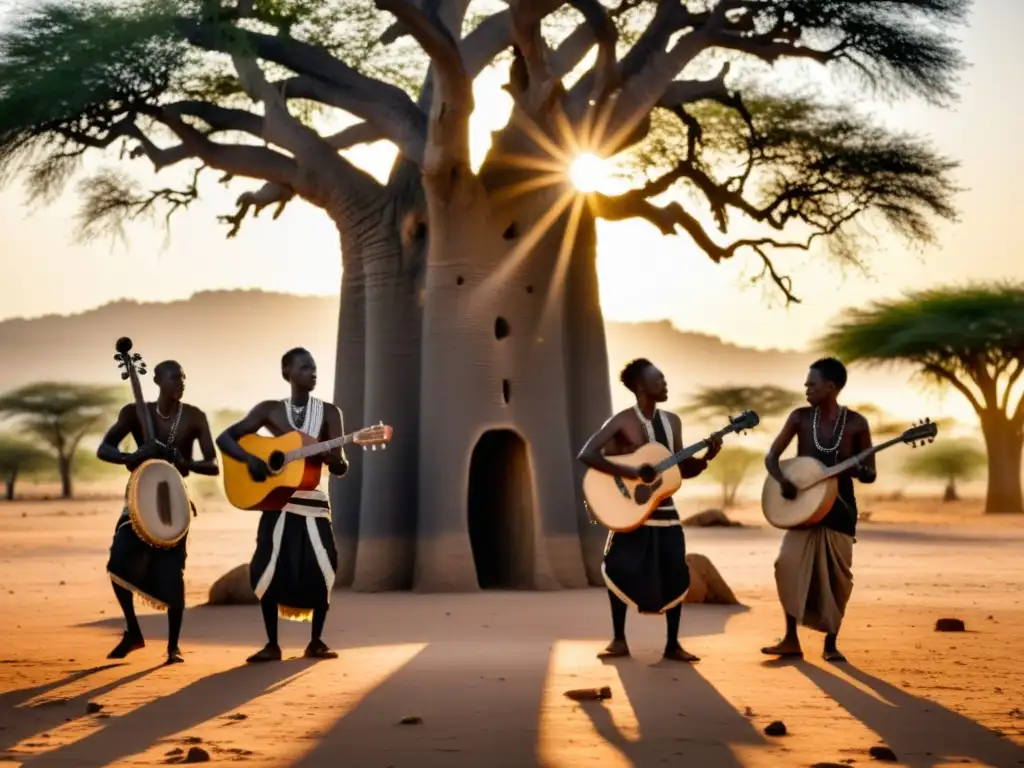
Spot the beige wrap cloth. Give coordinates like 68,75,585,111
774,527,854,635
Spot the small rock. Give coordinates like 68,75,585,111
397,715,423,725
564,686,612,701
869,745,898,761
181,736,203,745
683,553,741,606
182,746,210,763
207,564,258,605
681,509,742,527
59,581,66,586
86,702,103,714
764,720,786,736
743,706,754,717
222,713,248,721
935,618,965,632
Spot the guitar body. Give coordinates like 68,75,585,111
761,456,838,530
581,442,683,532
222,432,324,511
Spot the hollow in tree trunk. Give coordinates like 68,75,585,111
980,415,1024,514
413,173,590,592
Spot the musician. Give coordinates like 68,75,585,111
761,357,876,663
216,347,348,663
577,358,722,662
97,360,219,665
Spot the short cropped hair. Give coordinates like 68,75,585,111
619,357,653,393
810,357,848,390
153,360,181,382
281,347,310,371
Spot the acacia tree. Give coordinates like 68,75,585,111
823,284,1024,514
0,383,120,499
704,445,760,507
0,435,53,501
903,439,986,502
680,384,802,426
0,0,965,591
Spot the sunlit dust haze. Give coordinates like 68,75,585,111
0,0,1022,356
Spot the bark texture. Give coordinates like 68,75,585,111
980,414,1024,514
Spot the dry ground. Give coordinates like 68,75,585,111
1,494,1023,767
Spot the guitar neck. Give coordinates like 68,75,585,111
820,435,901,478
654,425,734,472
284,432,357,463
128,372,155,443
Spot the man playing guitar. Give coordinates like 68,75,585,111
761,357,876,662
216,347,348,662
577,358,722,661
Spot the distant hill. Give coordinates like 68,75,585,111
0,290,921,419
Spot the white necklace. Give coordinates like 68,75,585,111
633,404,657,443
812,405,847,454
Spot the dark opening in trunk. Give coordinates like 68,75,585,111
467,429,535,589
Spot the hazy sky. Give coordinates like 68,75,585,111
1,0,1021,352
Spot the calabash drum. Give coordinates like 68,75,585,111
126,459,192,548
760,456,838,529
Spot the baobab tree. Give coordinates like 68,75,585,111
0,0,964,590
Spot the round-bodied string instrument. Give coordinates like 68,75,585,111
126,458,192,547
114,337,191,548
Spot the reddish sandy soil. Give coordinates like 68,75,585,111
2,495,1023,767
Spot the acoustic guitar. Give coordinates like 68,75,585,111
582,410,760,532
221,422,393,510
761,418,938,530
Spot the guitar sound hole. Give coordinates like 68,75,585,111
633,485,652,505
267,451,286,472
156,481,172,526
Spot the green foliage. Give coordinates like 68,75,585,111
903,439,986,482
679,385,803,424
0,382,121,458
820,283,1024,403
0,434,54,474
705,445,763,507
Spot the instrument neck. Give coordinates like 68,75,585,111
283,432,356,463
820,435,901,479
128,370,156,443
653,424,734,473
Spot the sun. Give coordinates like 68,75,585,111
569,152,611,194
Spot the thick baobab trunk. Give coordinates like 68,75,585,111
330,236,367,588
980,414,1024,513
563,206,614,586
412,175,589,592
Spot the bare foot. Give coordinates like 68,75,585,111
822,648,847,663
165,648,184,665
107,633,145,659
760,638,804,658
303,640,338,660
246,643,282,663
597,639,630,659
663,645,700,663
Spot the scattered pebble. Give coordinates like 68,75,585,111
764,720,787,736
182,746,210,763
869,745,898,761
397,715,423,725
85,702,103,714
564,687,612,702
222,713,248,722
744,706,754,717
165,748,184,757
935,618,966,632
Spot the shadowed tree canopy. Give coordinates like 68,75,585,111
0,434,53,500
821,283,1024,514
903,438,986,502
679,384,802,425
0,0,968,591
0,382,121,499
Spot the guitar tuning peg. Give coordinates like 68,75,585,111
911,441,917,448
928,437,934,444
112,354,120,361
381,444,387,450
925,417,931,423
371,445,377,451
132,353,141,361
120,372,130,380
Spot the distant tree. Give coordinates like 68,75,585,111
211,408,246,436
0,382,120,499
904,439,986,503
679,385,803,426
0,435,52,500
851,403,955,438
704,446,762,508
823,284,1024,513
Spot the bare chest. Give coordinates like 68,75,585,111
796,413,857,460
